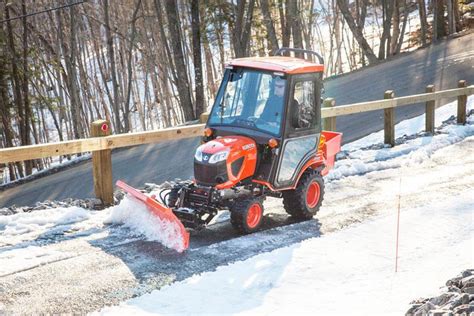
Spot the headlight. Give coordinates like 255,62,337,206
208,150,229,164
194,146,203,161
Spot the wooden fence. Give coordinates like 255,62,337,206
0,80,472,204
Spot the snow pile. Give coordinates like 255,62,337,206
0,206,90,245
343,95,474,151
328,96,474,181
100,188,473,315
106,196,187,252
329,118,474,181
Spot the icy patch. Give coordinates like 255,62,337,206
0,245,72,277
0,207,90,245
106,196,187,252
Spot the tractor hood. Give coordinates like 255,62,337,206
198,136,255,154
194,136,257,188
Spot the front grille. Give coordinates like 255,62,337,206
194,159,228,186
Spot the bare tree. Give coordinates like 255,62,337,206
260,0,279,53
433,0,446,41
232,0,256,58
191,0,205,117
103,0,123,133
163,0,195,121
417,0,428,46
336,0,378,64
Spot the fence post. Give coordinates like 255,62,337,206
457,80,467,125
425,85,435,134
200,112,209,124
384,90,395,147
322,98,336,131
91,120,113,206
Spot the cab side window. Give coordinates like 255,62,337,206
290,80,316,130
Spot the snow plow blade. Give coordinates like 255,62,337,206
116,180,189,252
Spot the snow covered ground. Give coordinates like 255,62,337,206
100,191,472,315
0,97,473,314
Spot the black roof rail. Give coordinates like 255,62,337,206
274,47,324,65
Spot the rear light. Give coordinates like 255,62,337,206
204,128,213,137
268,138,279,148
318,134,326,150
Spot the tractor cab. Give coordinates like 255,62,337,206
203,48,325,190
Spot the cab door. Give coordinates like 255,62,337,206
272,74,322,189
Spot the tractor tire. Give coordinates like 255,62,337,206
230,197,264,234
282,170,325,220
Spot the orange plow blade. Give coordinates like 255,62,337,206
116,180,190,252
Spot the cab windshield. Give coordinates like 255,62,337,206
208,69,286,136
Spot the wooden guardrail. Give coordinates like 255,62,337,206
0,80,472,204
0,124,205,164
321,80,473,146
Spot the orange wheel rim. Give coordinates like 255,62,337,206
247,203,262,228
306,182,320,208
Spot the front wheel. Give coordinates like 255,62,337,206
282,170,325,220
230,198,264,234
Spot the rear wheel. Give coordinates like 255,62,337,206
230,198,264,234
282,170,325,220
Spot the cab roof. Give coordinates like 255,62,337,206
226,56,324,75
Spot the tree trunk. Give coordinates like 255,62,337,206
288,0,304,55
390,0,400,56
123,0,141,132
417,0,428,46
0,28,16,154
434,0,446,40
57,8,83,140
395,0,410,54
103,0,123,133
191,0,205,117
163,0,195,121
232,0,256,58
333,0,343,73
21,0,32,174
336,0,378,64
279,0,290,49
453,0,461,32
446,0,454,35
378,0,394,59
260,0,279,53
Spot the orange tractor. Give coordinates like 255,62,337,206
117,48,342,252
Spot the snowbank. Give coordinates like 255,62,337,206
106,196,187,252
0,206,90,245
343,95,474,151
328,96,474,181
